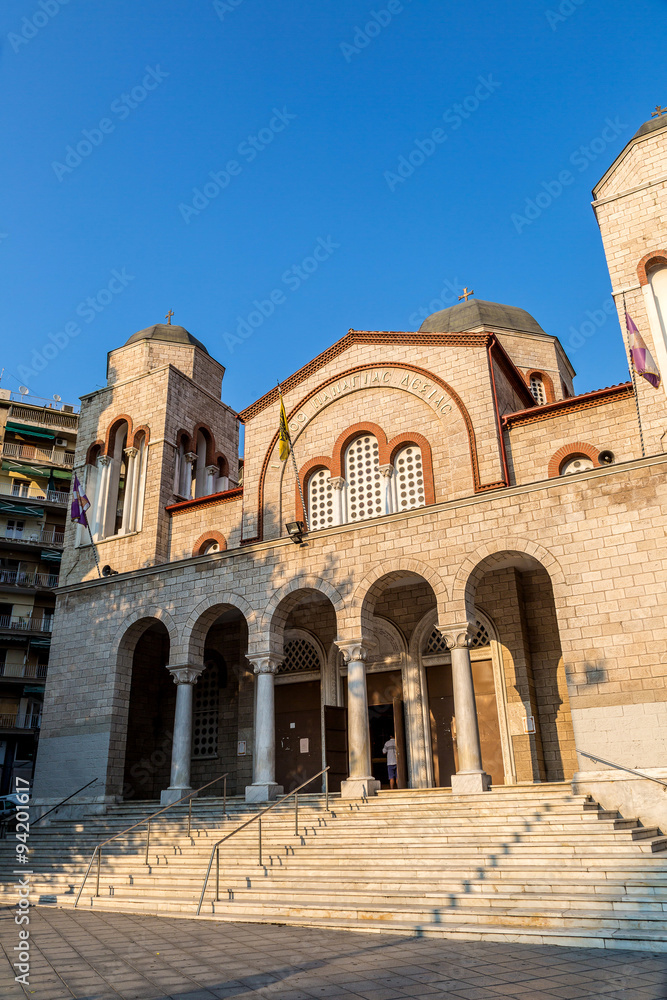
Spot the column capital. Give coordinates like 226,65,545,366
184,451,198,465
124,446,139,459
167,663,204,685
378,464,394,478
205,464,219,475
330,476,346,490
335,638,375,663
246,654,280,675
98,454,112,467
435,623,475,650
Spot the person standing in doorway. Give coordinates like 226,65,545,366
383,734,397,789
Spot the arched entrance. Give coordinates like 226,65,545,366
121,619,173,801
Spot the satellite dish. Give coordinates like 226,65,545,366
19,386,29,394
53,394,61,402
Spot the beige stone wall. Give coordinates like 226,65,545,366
494,331,574,399
506,393,640,485
168,497,243,561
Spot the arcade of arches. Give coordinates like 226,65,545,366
118,554,577,803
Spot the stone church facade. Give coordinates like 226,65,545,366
33,113,667,828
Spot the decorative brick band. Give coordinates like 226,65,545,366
166,487,242,517
502,382,633,428
524,369,556,404
239,330,491,422
548,442,601,478
637,249,667,286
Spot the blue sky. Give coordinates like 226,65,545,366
1,0,665,414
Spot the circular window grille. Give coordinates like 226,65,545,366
192,664,219,758
560,455,595,476
424,619,491,654
201,540,220,554
308,468,335,531
393,445,425,511
277,638,321,675
345,435,383,523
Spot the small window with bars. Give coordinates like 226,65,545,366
308,468,335,530
529,375,546,405
192,663,219,758
277,638,321,675
392,445,425,511
424,620,491,654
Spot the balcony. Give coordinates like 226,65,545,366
0,616,53,634
0,712,41,730
0,570,59,590
0,663,47,681
4,528,65,547
0,481,69,505
1,442,75,468
8,403,79,431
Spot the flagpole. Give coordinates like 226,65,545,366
277,381,310,531
85,515,103,578
621,292,646,459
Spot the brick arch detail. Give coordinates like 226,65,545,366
183,592,258,662
342,559,448,637
175,428,192,448
131,424,150,447
253,361,480,543
259,576,345,651
387,432,436,505
331,421,390,474
86,440,104,465
548,442,600,478
525,369,556,404
638,249,667,286
104,414,134,456
213,451,229,476
192,423,216,465
192,530,227,557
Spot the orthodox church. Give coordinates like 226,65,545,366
33,110,667,834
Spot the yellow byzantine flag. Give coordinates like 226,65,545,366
278,395,291,461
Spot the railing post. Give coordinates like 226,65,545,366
95,848,101,897
188,795,192,838
325,769,329,812
223,776,227,818
145,819,150,864
295,792,298,836
258,817,262,866
215,847,219,902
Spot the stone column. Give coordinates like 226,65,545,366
120,446,138,534
336,640,381,798
379,464,394,515
160,664,204,805
330,477,346,525
182,451,197,498
205,465,218,496
245,655,284,802
439,624,491,793
91,455,111,539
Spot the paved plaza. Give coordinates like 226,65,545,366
1,907,666,1000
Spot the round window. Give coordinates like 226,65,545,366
560,456,595,476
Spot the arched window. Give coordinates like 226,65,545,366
277,636,321,675
560,454,595,476
649,265,667,355
345,434,383,523
391,444,425,512
529,374,546,404
105,421,128,537
173,433,192,498
308,467,335,530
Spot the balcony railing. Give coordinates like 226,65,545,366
4,528,65,547
0,616,53,633
1,481,70,505
9,403,79,430
2,442,75,467
0,712,41,730
0,663,47,680
0,570,59,589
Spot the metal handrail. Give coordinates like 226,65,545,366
578,750,667,789
32,778,99,827
196,765,330,916
74,772,229,906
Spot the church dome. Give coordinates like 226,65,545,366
419,299,545,336
124,323,209,355
631,112,667,141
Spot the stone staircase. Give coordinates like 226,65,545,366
3,782,667,950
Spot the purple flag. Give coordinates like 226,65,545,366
626,312,661,388
71,474,90,526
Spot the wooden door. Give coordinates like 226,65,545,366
426,663,456,787
275,681,321,793
323,705,347,793
472,659,504,786
392,697,408,789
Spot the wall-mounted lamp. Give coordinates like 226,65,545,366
285,521,306,544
